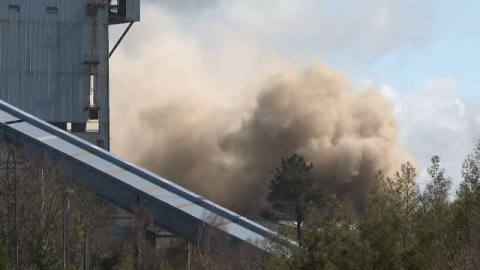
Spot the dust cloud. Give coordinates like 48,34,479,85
110,7,410,214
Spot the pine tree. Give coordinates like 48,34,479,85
440,141,480,268
360,172,404,269
0,237,7,270
423,156,452,212
266,154,322,242
452,141,480,245
417,156,453,268
360,163,421,270
298,195,372,270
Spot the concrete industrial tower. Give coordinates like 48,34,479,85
0,0,140,150
0,0,283,256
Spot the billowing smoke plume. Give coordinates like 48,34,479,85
110,6,410,214
217,65,410,212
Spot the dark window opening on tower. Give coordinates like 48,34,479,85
50,122,68,131
46,6,58,14
88,109,99,120
109,0,126,21
8,5,20,12
71,122,86,132
109,0,126,15
97,139,105,149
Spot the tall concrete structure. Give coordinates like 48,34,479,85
0,0,140,150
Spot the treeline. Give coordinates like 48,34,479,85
0,143,126,269
0,143,201,270
3,138,480,269
0,143,266,270
265,142,480,270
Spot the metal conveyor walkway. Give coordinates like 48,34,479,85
0,99,286,250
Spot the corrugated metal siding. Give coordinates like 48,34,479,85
0,0,110,150
125,0,140,22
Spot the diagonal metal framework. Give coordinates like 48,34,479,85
0,99,289,251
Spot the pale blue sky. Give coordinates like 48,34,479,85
223,0,479,98
369,0,479,97
258,0,480,98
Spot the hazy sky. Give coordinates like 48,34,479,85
110,0,480,191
